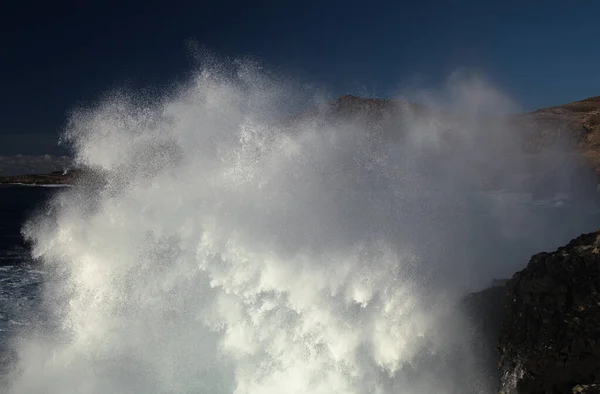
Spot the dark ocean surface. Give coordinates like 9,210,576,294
0,186,60,378
0,186,60,253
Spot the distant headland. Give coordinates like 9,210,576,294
0,170,77,186
1,94,599,188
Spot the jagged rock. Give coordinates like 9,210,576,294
573,384,600,393
498,231,600,393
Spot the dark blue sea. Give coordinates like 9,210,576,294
0,186,64,375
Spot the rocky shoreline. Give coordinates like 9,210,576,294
465,230,600,393
0,170,77,186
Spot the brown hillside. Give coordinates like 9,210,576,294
527,96,600,172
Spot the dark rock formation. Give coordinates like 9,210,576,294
498,231,600,393
574,384,600,394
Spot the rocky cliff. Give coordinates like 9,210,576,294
574,384,600,394
497,231,600,393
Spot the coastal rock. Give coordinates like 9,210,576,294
573,384,600,394
498,231,600,393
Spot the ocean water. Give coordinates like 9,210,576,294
0,186,57,380
1,63,600,394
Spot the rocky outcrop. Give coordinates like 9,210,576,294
573,384,600,394
498,231,600,393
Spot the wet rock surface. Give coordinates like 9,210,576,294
498,231,600,393
574,384,600,393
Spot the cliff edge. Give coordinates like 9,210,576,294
498,231,600,393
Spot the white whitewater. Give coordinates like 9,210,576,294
5,62,596,393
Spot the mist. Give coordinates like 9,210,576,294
5,60,598,393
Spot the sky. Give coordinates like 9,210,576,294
1,0,600,158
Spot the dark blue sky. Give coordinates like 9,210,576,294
2,0,599,155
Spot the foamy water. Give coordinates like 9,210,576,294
4,62,599,393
